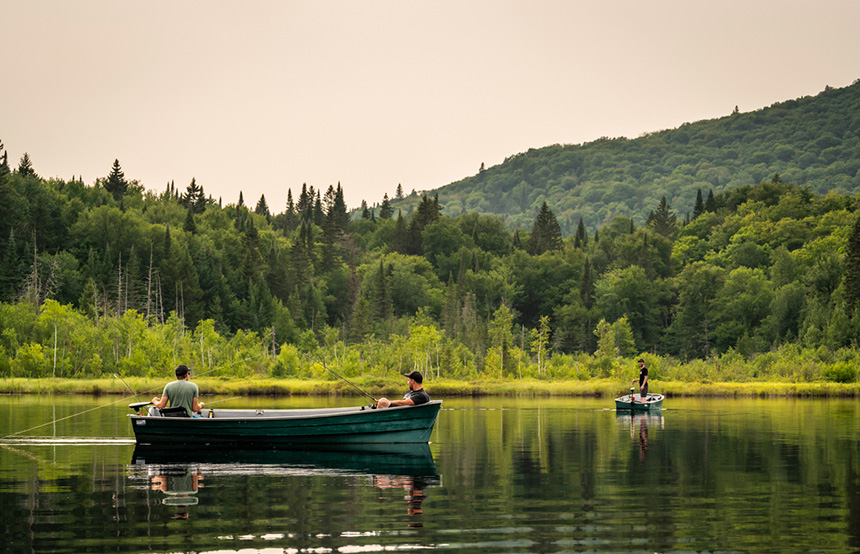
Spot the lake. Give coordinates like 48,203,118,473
1,395,859,553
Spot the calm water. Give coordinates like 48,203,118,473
1,395,859,554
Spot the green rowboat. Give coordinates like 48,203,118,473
128,400,442,446
614,393,664,411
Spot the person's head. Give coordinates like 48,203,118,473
403,370,423,388
175,364,190,379
638,359,645,368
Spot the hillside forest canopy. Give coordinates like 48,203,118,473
1,79,860,385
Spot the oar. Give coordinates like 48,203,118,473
321,360,379,406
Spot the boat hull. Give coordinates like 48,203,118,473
128,401,442,446
614,394,664,411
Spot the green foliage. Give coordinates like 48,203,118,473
429,80,860,234
6,86,860,384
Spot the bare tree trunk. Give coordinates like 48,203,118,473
116,252,123,318
146,245,153,325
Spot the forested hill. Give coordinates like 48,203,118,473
393,79,860,235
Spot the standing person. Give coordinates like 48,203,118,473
378,371,430,408
152,364,205,416
632,358,648,402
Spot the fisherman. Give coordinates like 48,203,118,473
632,358,649,402
377,370,430,408
152,364,205,416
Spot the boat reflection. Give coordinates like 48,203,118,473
616,412,664,461
148,464,203,518
130,443,439,521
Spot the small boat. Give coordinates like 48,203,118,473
614,390,664,411
127,400,443,446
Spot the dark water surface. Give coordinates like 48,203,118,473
1,395,859,553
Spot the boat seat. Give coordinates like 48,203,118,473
159,406,190,418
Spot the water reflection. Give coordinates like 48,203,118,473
130,443,440,526
149,464,203,519
616,412,664,461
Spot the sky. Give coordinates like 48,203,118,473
2,1,858,211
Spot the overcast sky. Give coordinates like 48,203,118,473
2,1,858,210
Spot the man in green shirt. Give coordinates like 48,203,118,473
151,364,205,416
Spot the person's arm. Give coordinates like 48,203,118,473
151,392,169,409
192,397,205,412
389,397,415,407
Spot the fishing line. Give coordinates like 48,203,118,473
1,350,265,440
0,394,136,440
320,359,378,404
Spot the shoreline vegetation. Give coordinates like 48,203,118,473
1,377,858,398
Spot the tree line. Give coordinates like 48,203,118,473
1,140,860,383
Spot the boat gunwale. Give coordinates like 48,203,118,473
128,399,443,423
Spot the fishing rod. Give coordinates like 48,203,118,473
113,373,142,403
321,359,378,405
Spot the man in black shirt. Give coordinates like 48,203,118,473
378,370,430,408
632,358,649,401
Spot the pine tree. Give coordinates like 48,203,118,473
183,178,206,214
313,191,324,227
372,259,392,321
0,140,9,177
405,195,442,255
396,183,404,199
580,256,595,308
17,153,36,178
844,212,860,313
379,193,393,219
238,191,245,207
648,196,677,238
255,194,270,218
693,188,705,219
184,208,197,234
391,210,408,254
284,189,296,235
526,202,563,255
105,159,127,201
574,217,587,249
704,189,716,212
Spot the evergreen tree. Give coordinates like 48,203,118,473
105,159,127,201
391,210,408,254
297,183,311,220
844,211,860,313
580,256,595,308
238,190,245,207
693,188,705,218
255,194,270,218
372,259,392,321
396,184,404,199
284,189,296,235
405,195,442,255
17,153,36,178
182,178,206,214
379,193,393,219
526,202,563,255
0,140,9,177
647,196,677,238
704,189,716,212
183,208,197,234
574,217,587,249
313,191,324,227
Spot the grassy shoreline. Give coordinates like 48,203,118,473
1,377,858,398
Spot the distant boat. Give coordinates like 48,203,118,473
614,391,664,411
127,401,442,446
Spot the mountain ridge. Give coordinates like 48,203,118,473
389,79,860,234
